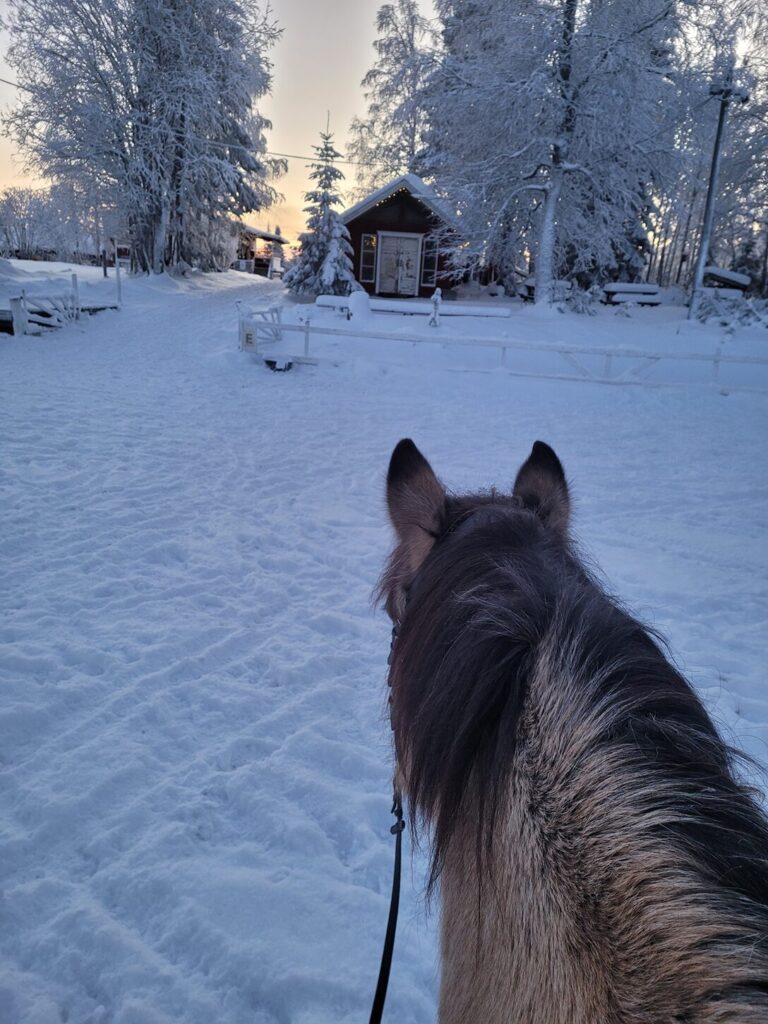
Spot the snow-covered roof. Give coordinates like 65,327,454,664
341,173,454,226
241,225,288,244
703,265,750,287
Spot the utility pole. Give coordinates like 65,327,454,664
688,67,749,320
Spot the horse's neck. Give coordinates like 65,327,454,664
434,647,768,1024
436,642,607,1024
438,782,607,1024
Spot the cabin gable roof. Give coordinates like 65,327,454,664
341,174,453,227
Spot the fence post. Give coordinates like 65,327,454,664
71,273,80,319
236,301,243,350
115,255,123,307
303,319,310,358
604,353,613,379
712,346,721,383
500,345,507,367
10,296,27,336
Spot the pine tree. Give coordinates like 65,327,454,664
284,130,359,297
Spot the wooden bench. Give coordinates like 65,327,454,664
702,286,744,300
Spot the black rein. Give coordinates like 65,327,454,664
368,621,406,1024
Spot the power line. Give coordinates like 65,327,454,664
0,75,31,92
267,149,358,165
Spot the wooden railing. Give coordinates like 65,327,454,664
240,318,768,394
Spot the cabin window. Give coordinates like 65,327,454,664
360,234,377,283
421,238,438,287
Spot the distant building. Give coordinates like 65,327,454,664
235,225,288,278
341,174,454,298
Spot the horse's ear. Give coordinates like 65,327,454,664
513,441,570,535
386,439,446,571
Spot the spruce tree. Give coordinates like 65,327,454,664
284,130,359,297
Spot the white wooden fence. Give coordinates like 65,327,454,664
10,268,121,336
10,274,80,334
239,316,768,394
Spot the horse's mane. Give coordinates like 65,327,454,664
384,494,768,923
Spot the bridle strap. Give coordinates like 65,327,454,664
368,783,405,1024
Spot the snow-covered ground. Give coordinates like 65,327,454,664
1,266,767,1024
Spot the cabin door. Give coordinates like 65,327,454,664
376,233,422,296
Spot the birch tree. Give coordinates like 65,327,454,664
348,0,435,198
3,0,283,272
424,0,684,303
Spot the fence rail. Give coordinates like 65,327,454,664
239,317,768,393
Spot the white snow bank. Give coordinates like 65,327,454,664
315,294,512,317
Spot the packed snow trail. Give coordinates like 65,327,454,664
1,271,766,1023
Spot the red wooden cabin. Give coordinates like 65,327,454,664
341,174,454,298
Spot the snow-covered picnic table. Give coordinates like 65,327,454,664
603,282,662,306
516,278,572,302
703,266,750,290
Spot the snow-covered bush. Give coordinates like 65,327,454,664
697,293,768,333
567,284,602,316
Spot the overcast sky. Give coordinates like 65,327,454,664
0,0,435,243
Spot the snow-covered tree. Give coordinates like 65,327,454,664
0,183,123,261
348,0,434,198
642,1,768,290
0,188,51,257
422,0,685,303
284,130,359,297
4,0,283,273
129,0,283,270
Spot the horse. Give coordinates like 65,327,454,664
379,438,768,1024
